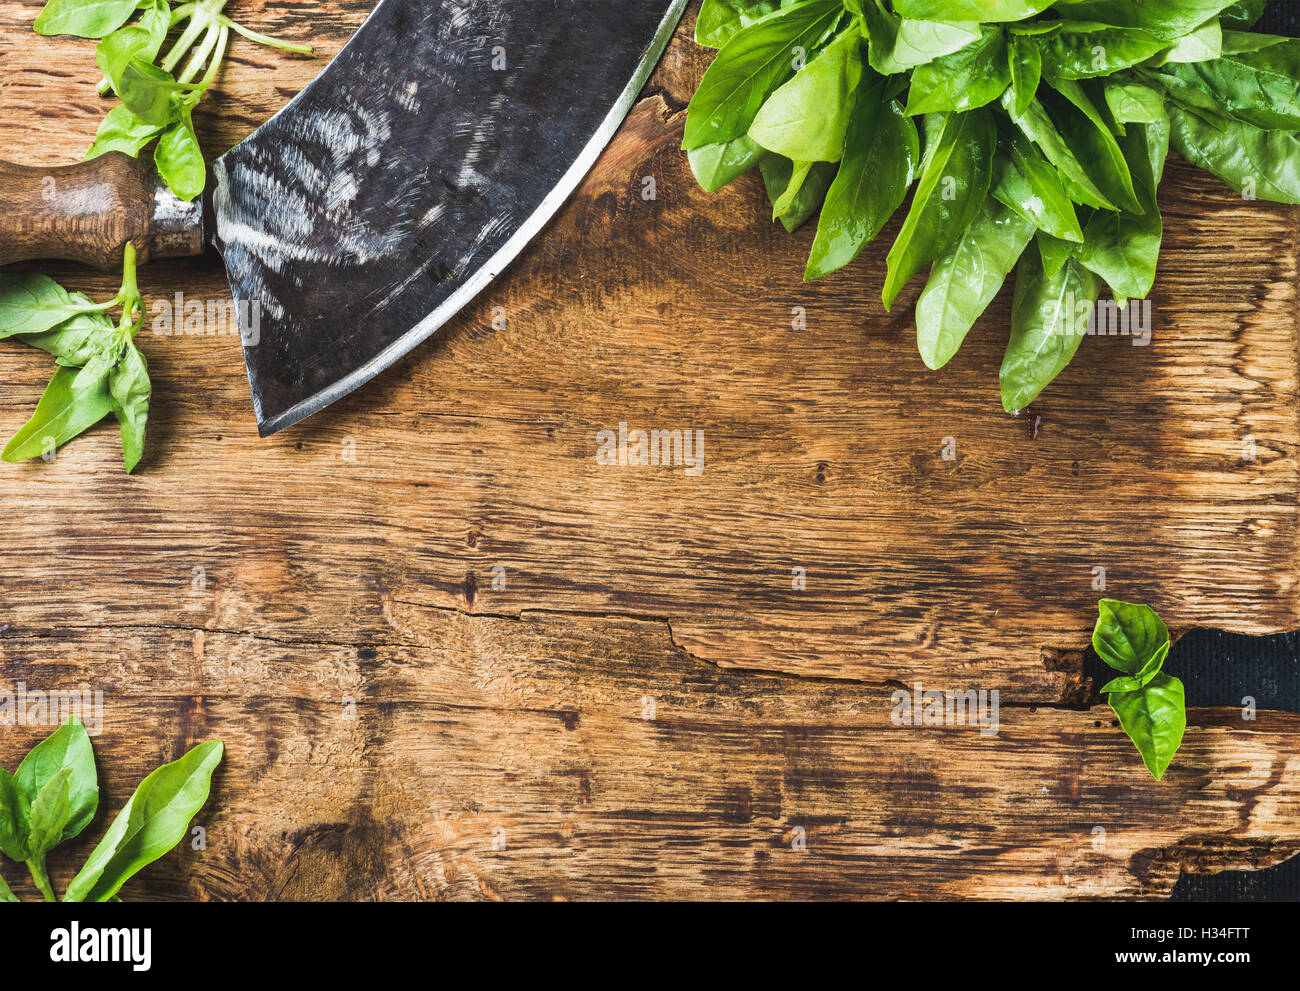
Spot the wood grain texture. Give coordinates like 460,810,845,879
0,1,1297,900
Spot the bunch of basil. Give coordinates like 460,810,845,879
685,0,1300,411
35,0,312,201
0,719,223,902
1092,599,1185,780
0,246,152,471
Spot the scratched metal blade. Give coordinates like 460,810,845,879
212,0,688,436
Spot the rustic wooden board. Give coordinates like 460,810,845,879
0,1,1297,900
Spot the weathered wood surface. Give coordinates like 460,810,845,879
0,2,1297,900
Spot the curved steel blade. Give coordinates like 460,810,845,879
213,0,688,435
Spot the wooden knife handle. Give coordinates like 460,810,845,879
0,152,205,270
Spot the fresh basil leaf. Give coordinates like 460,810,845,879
882,108,996,308
1219,30,1290,55
109,340,150,473
0,767,29,862
991,128,1084,242
17,308,116,367
85,105,166,161
64,740,224,903
806,81,918,279
1169,103,1300,204
1104,81,1166,126
1042,77,1144,214
1156,18,1223,65
688,134,768,192
1079,122,1164,302
906,25,1009,114
1038,23,1168,80
859,0,982,75
1007,32,1042,116
14,717,99,849
760,156,836,230
750,25,865,162
154,106,205,201
95,11,169,95
683,0,842,150
697,0,790,49
916,196,1033,370
25,768,72,860
34,0,139,38
1164,39,1300,130
0,273,96,337
1036,229,1081,278
1002,89,1117,210
1000,251,1101,411
118,59,188,127
1093,598,1171,674
2,360,115,464
1110,673,1186,780
1049,1,1240,42
1220,0,1267,30
892,0,1054,22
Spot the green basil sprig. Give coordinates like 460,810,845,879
35,0,313,201
0,719,222,902
686,0,1299,410
1092,598,1186,780
1,244,152,472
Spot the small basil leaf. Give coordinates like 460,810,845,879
1036,229,1081,279
1155,19,1223,65
154,107,205,201
0,273,92,337
2,361,115,464
25,768,72,860
118,59,187,126
86,105,166,161
1078,122,1165,302
806,82,918,279
688,134,767,193
1007,33,1042,116
0,768,30,862
1000,251,1101,412
859,0,982,75
883,107,997,308
906,25,1009,115
991,129,1084,243
1109,674,1186,780
759,156,836,232
15,717,99,848
1104,82,1166,126
696,0,787,49
750,25,865,162
64,740,224,903
17,308,117,367
1092,598,1171,675
34,0,139,39
916,196,1033,370
109,340,150,473
683,0,843,150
